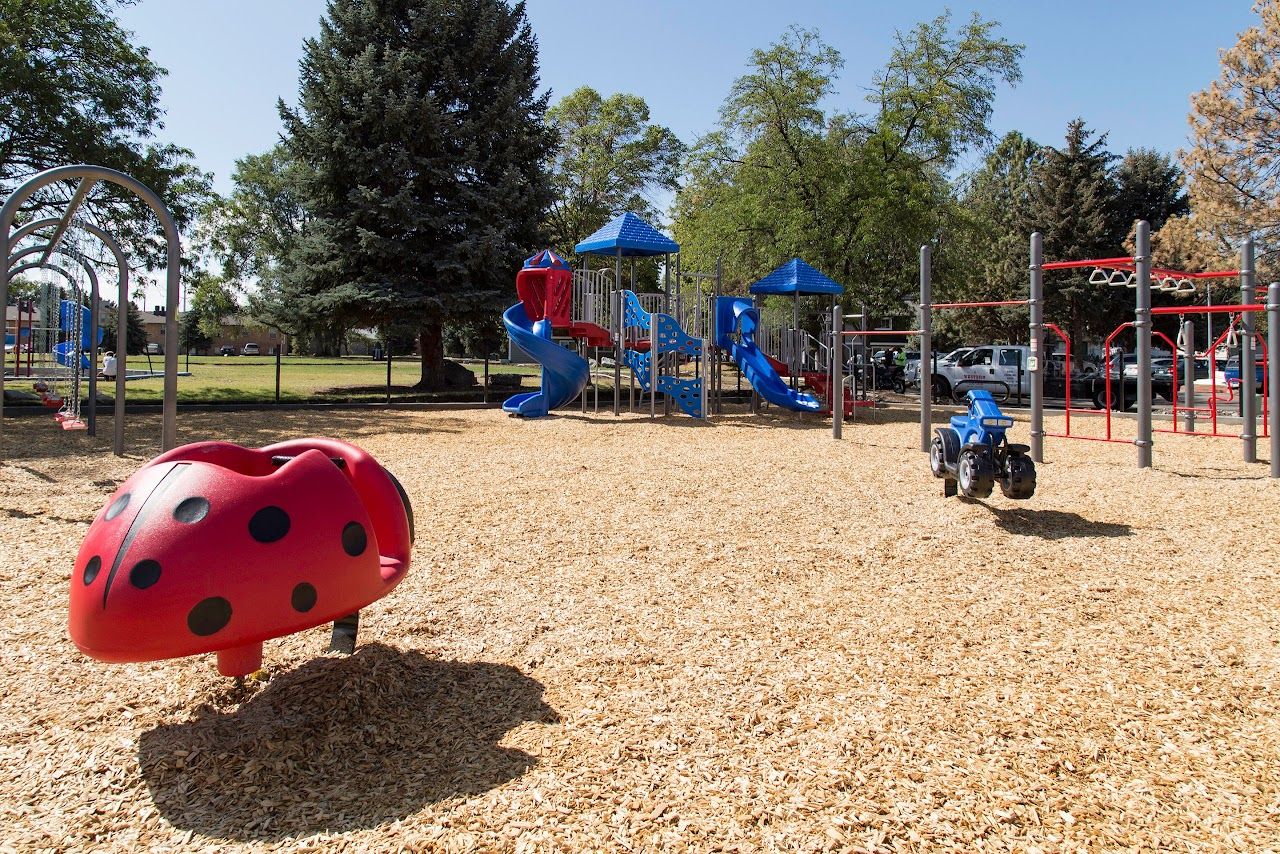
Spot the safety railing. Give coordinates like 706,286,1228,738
571,269,615,330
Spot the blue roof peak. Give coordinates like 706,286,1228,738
574,212,679,257
748,258,844,296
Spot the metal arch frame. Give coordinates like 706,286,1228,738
7,242,102,434
9,217,130,453
6,256,75,415
1,164,180,458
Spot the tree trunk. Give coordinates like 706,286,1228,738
417,319,445,389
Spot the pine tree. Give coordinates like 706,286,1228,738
946,131,1043,343
1027,120,1122,363
281,0,555,388
102,302,148,355
1112,149,1188,239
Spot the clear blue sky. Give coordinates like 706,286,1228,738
118,0,1256,197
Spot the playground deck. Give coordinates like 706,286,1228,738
1,409,1277,850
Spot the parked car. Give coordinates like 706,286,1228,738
1152,358,1211,402
1224,355,1265,391
241,343,261,356
1045,353,1100,377
218,345,237,356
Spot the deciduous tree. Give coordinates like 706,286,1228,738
545,87,683,258
0,0,211,266
1157,0,1278,279
673,14,1022,316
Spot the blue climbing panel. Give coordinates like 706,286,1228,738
621,291,650,331
655,314,700,356
616,289,705,418
625,349,652,391
657,376,703,418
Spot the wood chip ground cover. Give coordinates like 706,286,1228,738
0,407,1277,851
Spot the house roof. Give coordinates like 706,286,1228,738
748,258,845,296
574,212,679,257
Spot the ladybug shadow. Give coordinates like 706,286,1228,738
137,643,559,841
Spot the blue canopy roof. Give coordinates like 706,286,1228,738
748,258,844,296
523,248,571,270
574,212,679,257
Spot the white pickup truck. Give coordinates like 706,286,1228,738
931,345,1032,401
931,344,1123,407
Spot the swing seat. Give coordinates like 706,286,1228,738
61,419,87,431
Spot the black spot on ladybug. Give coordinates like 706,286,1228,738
188,597,232,636
291,582,317,612
83,556,101,585
129,559,161,589
104,493,130,521
173,496,210,524
342,522,367,556
249,506,290,543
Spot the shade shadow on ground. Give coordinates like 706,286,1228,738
982,506,1134,539
138,645,558,842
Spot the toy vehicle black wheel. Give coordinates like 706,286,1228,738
931,428,959,479
930,436,946,478
892,377,906,394
1000,454,1036,500
957,450,994,498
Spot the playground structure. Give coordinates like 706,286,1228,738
70,437,415,677
917,223,1280,477
499,212,1279,480
501,213,900,423
1,165,181,457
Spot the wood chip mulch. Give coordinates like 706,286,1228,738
1,406,1278,851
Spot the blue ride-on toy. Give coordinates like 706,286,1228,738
930,389,1036,499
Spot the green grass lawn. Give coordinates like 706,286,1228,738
7,355,546,405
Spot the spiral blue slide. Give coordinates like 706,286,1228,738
718,298,822,412
501,302,591,417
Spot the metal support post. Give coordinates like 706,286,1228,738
832,305,843,440
1029,233,1045,463
1269,282,1279,478
919,245,932,452
1135,221,1153,468
700,338,710,421
790,293,799,391
1182,320,1196,433
650,317,657,420
612,264,621,416
1240,237,1257,462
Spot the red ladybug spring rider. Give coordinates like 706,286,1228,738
69,438,414,677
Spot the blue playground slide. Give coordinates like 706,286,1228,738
53,341,93,371
501,301,591,417
718,298,822,412
52,300,103,370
